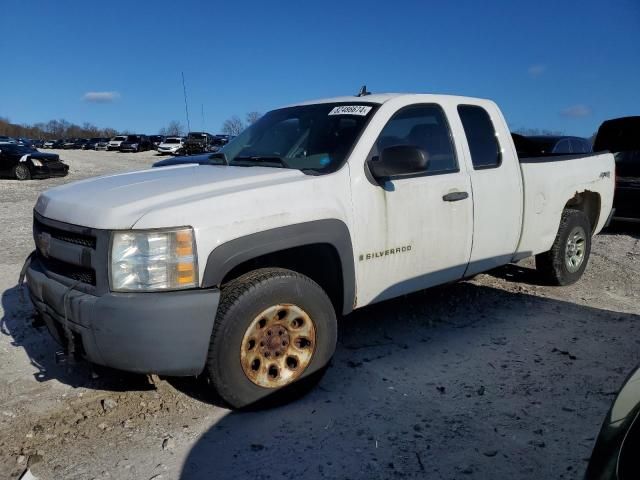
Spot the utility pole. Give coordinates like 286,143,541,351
181,72,191,133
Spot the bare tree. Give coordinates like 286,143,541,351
246,111,262,125
222,116,245,136
162,120,185,136
103,128,118,138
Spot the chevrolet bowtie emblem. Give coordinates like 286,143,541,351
37,232,52,258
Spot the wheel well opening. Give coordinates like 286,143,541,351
565,191,601,232
220,243,344,314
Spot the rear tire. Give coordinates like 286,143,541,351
536,209,591,286
204,268,337,409
14,164,31,181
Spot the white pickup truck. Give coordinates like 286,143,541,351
25,93,614,408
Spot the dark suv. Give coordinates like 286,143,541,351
119,135,154,152
183,132,217,155
149,135,164,148
594,116,640,222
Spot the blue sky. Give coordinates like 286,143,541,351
2,0,639,136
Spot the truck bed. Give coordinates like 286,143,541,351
514,152,615,261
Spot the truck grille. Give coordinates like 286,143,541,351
34,217,96,248
38,255,96,285
33,215,98,286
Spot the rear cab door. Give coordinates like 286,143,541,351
454,100,524,275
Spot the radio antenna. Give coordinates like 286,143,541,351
181,72,191,132
356,85,371,97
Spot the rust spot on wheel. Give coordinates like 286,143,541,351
240,304,317,389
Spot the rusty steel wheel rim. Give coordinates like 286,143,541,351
240,304,317,388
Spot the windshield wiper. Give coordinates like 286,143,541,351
208,152,228,165
300,168,321,176
232,155,291,169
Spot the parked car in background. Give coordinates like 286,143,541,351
149,135,164,148
0,136,16,144
215,134,232,145
183,131,216,154
512,134,592,157
83,137,110,150
107,136,128,151
95,139,110,151
32,139,45,148
0,143,68,180
119,134,154,152
594,116,640,222
62,139,77,149
585,365,640,479
209,134,231,151
62,138,88,149
17,138,35,148
52,139,66,149
42,140,57,149
73,138,89,149
156,136,184,155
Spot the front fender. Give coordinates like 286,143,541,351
201,219,355,314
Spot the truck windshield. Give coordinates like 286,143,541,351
221,102,377,174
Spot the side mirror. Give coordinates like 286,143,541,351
368,145,429,180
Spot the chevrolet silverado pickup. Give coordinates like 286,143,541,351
24,93,615,408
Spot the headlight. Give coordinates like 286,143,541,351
31,159,43,166
110,227,198,292
131,143,139,148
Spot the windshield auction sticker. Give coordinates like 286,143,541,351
328,105,372,116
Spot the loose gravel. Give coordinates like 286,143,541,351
0,149,638,479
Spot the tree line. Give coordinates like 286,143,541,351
0,111,263,141
0,117,119,140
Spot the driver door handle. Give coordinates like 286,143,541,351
442,191,469,202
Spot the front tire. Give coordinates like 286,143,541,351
14,164,31,180
204,268,337,409
536,209,591,286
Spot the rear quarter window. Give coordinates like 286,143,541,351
457,105,502,169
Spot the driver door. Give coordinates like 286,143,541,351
350,103,474,306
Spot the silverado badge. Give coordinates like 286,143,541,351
359,245,412,262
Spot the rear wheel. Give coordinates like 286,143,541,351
536,209,591,285
204,268,337,409
13,164,31,181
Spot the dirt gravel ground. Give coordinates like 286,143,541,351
0,149,639,479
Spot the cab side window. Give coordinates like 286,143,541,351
570,138,588,153
375,104,458,174
554,139,571,154
457,105,502,169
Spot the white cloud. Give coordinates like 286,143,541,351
527,64,546,77
560,104,592,118
82,91,120,103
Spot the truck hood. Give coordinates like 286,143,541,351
35,164,306,229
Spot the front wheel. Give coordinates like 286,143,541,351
536,209,591,286
204,268,337,409
14,164,31,180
